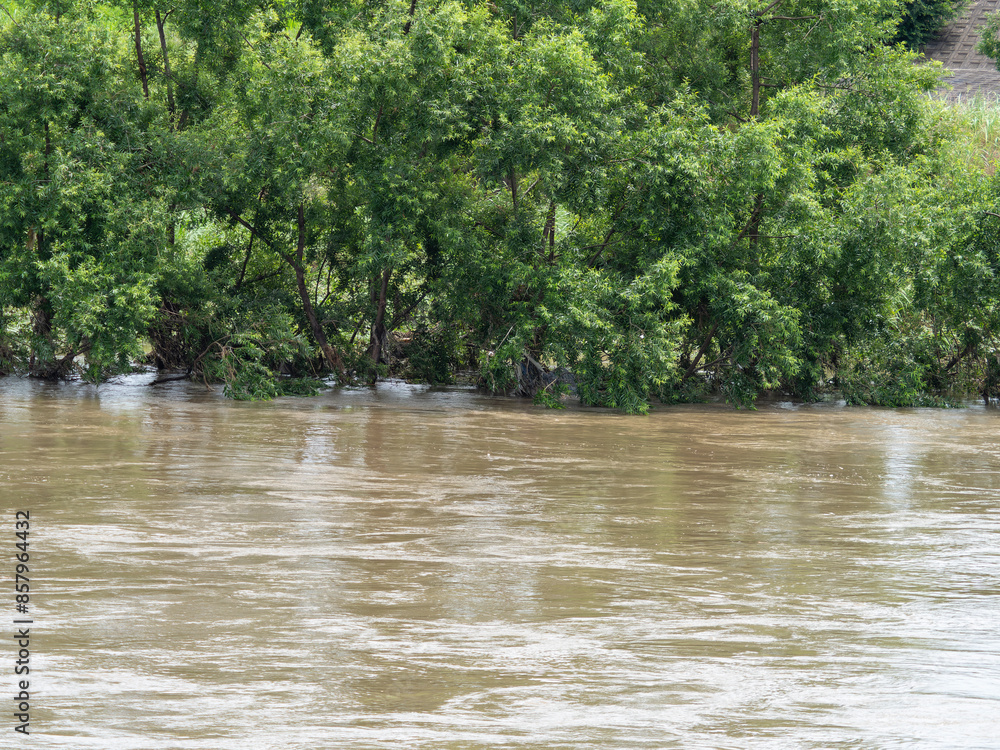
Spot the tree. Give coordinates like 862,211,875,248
0,7,164,379
0,0,991,409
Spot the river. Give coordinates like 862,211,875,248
1,375,999,749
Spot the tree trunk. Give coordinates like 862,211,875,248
368,267,391,368
293,205,345,379
403,0,418,35
28,297,53,378
751,21,761,118
228,208,346,379
681,322,719,383
234,234,254,293
543,199,556,263
155,9,175,121
133,4,149,99
747,192,765,245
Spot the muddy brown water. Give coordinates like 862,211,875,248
1,375,999,749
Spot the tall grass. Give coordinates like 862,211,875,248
931,92,1000,173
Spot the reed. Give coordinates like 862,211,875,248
927,91,1000,174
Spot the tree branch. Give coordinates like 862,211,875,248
228,211,293,265
755,0,786,17
944,341,975,372
728,195,766,252
372,105,383,145
403,0,418,35
0,4,21,26
234,233,254,293
585,227,619,266
682,322,719,383
389,291,428,331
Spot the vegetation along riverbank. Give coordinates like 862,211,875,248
4,0,1000,412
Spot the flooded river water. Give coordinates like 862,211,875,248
1,376,999,749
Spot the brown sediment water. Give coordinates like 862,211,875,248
1,375,998,749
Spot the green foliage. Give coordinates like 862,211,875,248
197,305,314,400
0,0,996,411
979,11,1000,71
839,330,955,407
896,0,965,50
398,324,465,384
0,6,165,378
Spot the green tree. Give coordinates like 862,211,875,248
0,7,164,379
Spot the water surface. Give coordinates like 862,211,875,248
1,376,998,749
